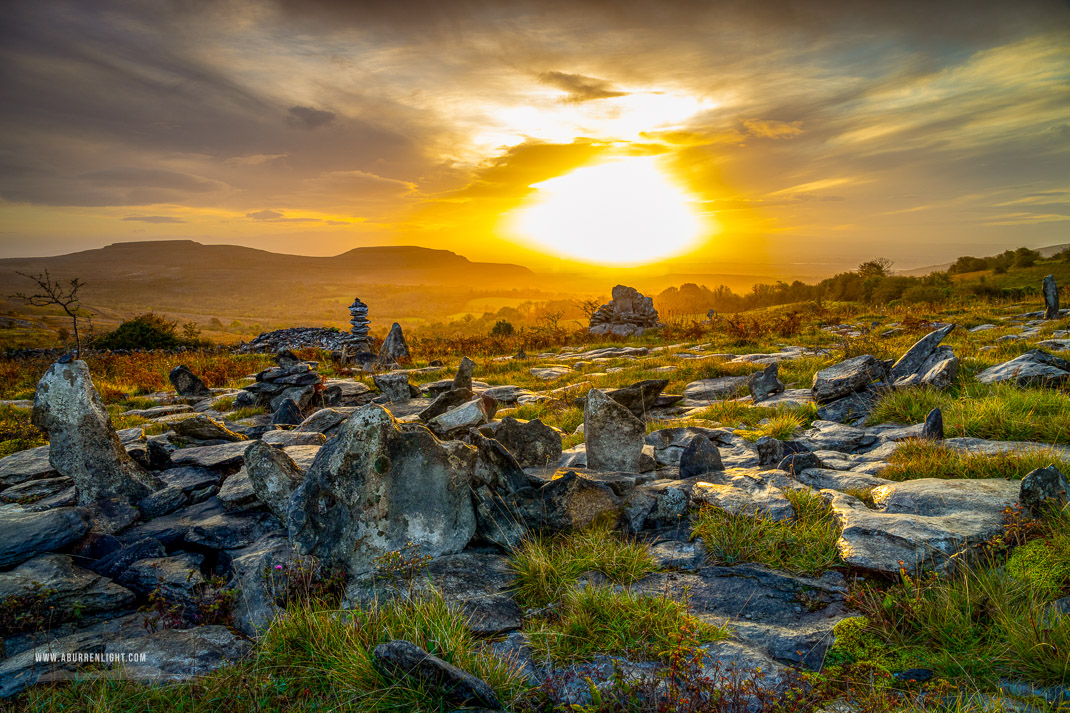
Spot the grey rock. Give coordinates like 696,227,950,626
169,441,251,469
348,552,520,635
287,404,476,576
778,452,823,474
271,398,304,426
828,478,1019,573
186,507,281,550
0,476,73,504
118,552,206,604
922,407,944,440
372,639,500,709
244,441,304,522
588,285,661,337
373,371,415,402
0,445,56,487
492,417,562,469
815,390,878,424
90,537,167,580
261,429,326,447
748,363,785,403
1020,466,1069,518
680,376,749,406
604,379,669,418
692,471,795,521
584,388,645,472
105,625,250,683
679,436,723,476
171,414,246,443
0,506,90,568
1044,274,1060,320
418,388,473,422
122,497,229,546
31,360,162,505
811,355,887,404
516,471,622,533
158,466,221,493
0,554,134,616
169,365,211,399
428,398,492,437
976,349,1070,387
377,322,411,366
889,325,955,382
226,532,298,637
136,485,188,519
217,469,258,510
452,356,476,391
295,407,357,435
269,385,314,413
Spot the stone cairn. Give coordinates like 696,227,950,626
347,297,372,349
588,285,662,337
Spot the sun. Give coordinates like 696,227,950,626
508,156,710,265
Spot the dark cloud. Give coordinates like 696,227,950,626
121,215,187,223
538,71,628,102
286,106,336,130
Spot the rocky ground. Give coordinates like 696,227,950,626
0,302,1069,711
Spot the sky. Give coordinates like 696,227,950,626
0,0,1068,274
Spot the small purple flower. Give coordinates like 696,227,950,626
275,564,284,570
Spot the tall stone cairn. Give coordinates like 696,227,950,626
347,297,372,350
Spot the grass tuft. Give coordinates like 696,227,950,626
883,440,1070,481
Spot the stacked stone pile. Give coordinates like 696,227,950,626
588,285,661,337
346,297,372,350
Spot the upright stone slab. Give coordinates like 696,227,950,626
32,360,161,505
1043,274,1060,320
244,441,304,522
584,388,644,472
378,323,411,366
168,365,211,398
889,324,955,382
452,356,476,391
286,404,476,575
748,363,785,403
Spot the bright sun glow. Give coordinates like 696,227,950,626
509,156,709,265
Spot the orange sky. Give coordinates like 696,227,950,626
1,0,1068,274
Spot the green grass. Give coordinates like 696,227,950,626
14,593,526,713
691,489,842,575
509,523,657,609
869,383,1070,444
230,406,268,420
851,505,1070,687
882,440,1070,481
736,410,808,442
525,585,728,666
0,405,46,458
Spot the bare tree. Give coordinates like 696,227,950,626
12,271,90,357
578,298,602,321
857,257,894,278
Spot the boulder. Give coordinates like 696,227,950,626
1044,274,1060,320
171,414,247,442
418,388,473,422
1019,466,1069,518
452,356,476,391
811,355,887,404
922,407,944,440
815,390,878,424
778,452,823,474
244,441,304,522
679,436,724,476
217,469,258,510
31,360,162,505
588,285,661,337
584,388,645,472
0,554,135,616
888,325,955,382
261,429,326,447
514,471,622,533
692,471,795,521
748,363,785,403
828,478,1019,573
0,445,56,487
976,350,1070,387
271,398,304,426
117,552,206,604
491,417,563,469
168,365,211,399
136,485,188,519
378,322,411,366
286,404,476,576
0,506,89,568
372,639,500,709
427,398,495,437
226,532,298,637
604,379,669,418
90,537,167,580
0,476,73,504
374,372,415,402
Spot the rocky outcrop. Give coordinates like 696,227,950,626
584,388,645,472
588,285,661,337
241,358,324,412
286,405,477,575
976,349,1070,387
828,478,1019,573
490,417,562,469
373,372,416,402
604,379,669,418
1044,274,1060,320
748,363,785,403
377,322,410,366
888,325,954,382
171,414,247,443
0,507,90,568
168,365,211,399
31,359,161,506
243,441,303,522
811,355,887,404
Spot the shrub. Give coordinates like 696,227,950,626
490,319,515,336
92,313,189,350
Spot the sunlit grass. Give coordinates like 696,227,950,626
691,489,842,576
883,439,1070,481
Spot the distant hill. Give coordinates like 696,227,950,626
0,241,539,338
899,243,1070,276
